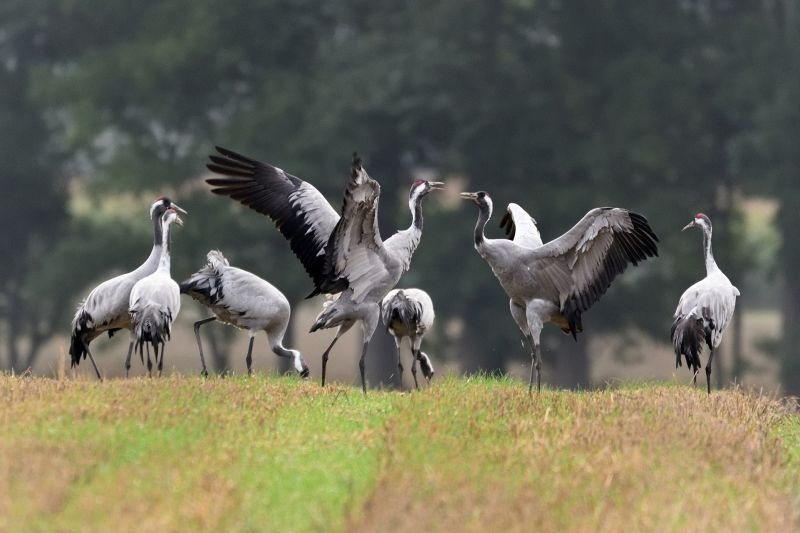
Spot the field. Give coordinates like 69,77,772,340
1,375,798,532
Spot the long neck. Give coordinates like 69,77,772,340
131,214,164,275
702,225,718,274
409,193,424,232
157,221,173,272
474,202,491,247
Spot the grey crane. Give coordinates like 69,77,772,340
671,213,739,394
205,147,443,393
460,191,659,392
180,250,310,378
381,288,436,390
128,207,183,376
69,197,186,379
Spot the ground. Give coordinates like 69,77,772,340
1,375,798,532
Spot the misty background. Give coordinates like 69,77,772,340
1,0,798,393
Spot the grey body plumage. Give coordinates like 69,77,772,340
461,191,659,392
180,250,309,377
671,214,739,393
381,288,436,389
69,197,186,379
206,147,443,393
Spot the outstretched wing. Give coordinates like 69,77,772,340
499,203,543,249
528,207,659,332
206,146,340,294
323,155,391,303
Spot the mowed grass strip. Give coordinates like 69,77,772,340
0,375,398,532
353,377,800,532
1,375,798,532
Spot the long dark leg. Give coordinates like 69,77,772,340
146,344,153,377
193,317,216,377
410,350,420,390
245,336,255,376
706,348,715,395
85,347,102,381
124,341,134,378
528,342,542,394
157,343,165,376
395,340,404,390
321,336,340,387
358,341,369,395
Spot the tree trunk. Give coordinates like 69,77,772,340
779,192,800,395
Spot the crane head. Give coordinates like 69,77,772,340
291,350,310,378
459,190,491,207
150,196,188,220
163,207,184,227
682,213,711,232
409,179,445,199
417,351,435,382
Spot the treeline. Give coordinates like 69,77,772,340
1,0,798,390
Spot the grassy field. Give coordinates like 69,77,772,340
1,375,798,532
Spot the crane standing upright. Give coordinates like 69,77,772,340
180,250,310,377
381,288,436,389
69,197,186,379
671,213,739,394
129,207,183,376
205,147,443,393
460,191,659,392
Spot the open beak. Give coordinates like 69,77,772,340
681,221,695,232
175,215,184,227
172,203,188,215
428,181,445,191
459,191,479,201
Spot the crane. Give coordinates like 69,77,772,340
128,207,183,376
460,191,659,392
381,288,436,389
205,147,443,393
69,197,186,379
671,213,739,394
180,250,310,378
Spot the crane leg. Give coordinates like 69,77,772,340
124,341,134,378
358,341,369,395
705,348,715,394
394,339,404,390
193,317,216,377
410,350,420,390
146,344,153,377
85,347,103,381
320,336,340,387
157,343,165,377
528,342,542,394
245,336,255,376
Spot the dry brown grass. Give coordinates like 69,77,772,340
0,375,797,532
352,380,799,533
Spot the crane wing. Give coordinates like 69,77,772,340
499,203,543,249
323,155,390,303
674,280,738,342
206,146,340,294
528,207,659,332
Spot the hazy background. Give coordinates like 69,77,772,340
2,0,798,393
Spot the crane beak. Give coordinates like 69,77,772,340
175,215,184,227
459,192,479,201
428,181,446,191
172,203,188,215
681,221,695,232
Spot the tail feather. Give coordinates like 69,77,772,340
382,290,422,332
671,315,705,373
180,250,228,305
69,309,92,367
132,305,173,355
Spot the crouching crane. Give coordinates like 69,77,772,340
69,197,186,379
671,213,739,394
206,147,443,393
180,250,310,377
129,207,183,376
381,288,436,389
460,191,659,392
